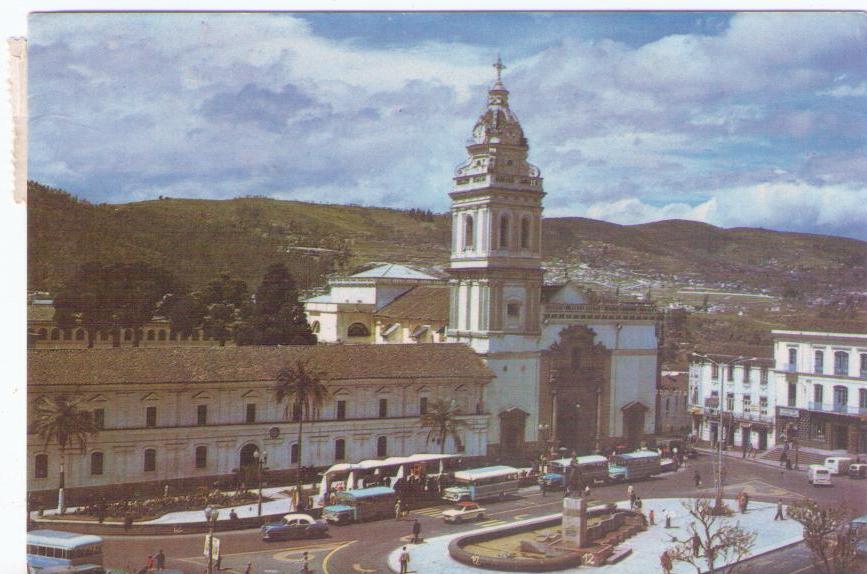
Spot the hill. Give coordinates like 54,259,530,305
28,182,867,307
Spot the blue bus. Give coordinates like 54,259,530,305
442,466,521,502
27,529,104,573
322,486,397,524
608,450,661,481
538,455,610,489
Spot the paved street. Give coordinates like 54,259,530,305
102,455,867,574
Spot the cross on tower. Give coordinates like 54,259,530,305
493,55,506,82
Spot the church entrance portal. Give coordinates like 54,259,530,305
621,402,648,450
499,408,528,460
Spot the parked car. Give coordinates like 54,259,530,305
442,501,486,523
808,464,832,486
848,463,867,479
537,472,565,490
261,513,328,541
659,458,678,473
824,457,853,476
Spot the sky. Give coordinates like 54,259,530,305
27,11,867,240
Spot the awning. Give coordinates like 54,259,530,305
381,323,400,337
411,324,429,338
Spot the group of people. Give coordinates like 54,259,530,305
135,549,165,574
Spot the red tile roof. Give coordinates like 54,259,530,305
28,344,493,386
375,286,450,322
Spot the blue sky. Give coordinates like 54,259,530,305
27,11,867,240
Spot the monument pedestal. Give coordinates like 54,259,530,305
561,495,587,548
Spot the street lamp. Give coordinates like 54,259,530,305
204,505,220,574
538,423,551,470
693,353,756,513
253,449,268,517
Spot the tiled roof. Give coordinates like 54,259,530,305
693,342,774,361
374,286,450,322
352,263,439,280
28,344,493,386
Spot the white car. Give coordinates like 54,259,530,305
442,501,486,523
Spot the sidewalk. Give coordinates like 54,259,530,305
694,446,808,472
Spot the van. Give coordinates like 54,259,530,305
824,457,853,475
808,464,832,486
848,463,867,479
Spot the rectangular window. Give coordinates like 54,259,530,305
197,405,207,426
742,395,752,412
711,364,719,379
145,406,157,427
419,397,428,415
377,436,387,457
760,367,769,385
335,439,346,461
834,352,850,376
336,400,346,420
814,385,824,404
246,403,256,424
90,452,103,476
742,365,751,383
144,449,156,472
861,354,867,378
759,396,768,415
195,446,207,469
726,366,734,382
859,389,867,409
93,408,105,430
34,454,48,479
506,302,520,318
292,403,302,422
814,350,824,374
726,393,735,411
379,398,388,418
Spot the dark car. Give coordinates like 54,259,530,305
261,513,328,541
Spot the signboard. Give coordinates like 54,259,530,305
778,407,799,418
203,534,221,559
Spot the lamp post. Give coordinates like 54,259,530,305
253,449,267,517
204,505,220,574
693,353,755,513
538,423,550,471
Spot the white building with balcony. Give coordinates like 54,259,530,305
688,351,776,451
773,330,867,454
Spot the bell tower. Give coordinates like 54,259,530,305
447,57,545,355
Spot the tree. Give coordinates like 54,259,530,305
665,497,757,574
236,264,316,346
53,262,182,347
420,399,468,454
200,273,248,346
30,395,100,513
160,293,207,338
788,499,864,574
273,359,330,510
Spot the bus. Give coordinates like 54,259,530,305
539,455,610,489
27,529,105,573
608,450,661,481
322,486,397,524
442,466,521,502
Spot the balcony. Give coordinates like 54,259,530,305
807,402,867,416
544,302,661,322
783,363,797,373
704,397,720,409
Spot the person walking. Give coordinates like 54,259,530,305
399,546,410,574
648,509,655,526
635,497,643,512
146,555,155,571
665,509,674,528
692,530,701,557
583,484,591,499
774,498,786,520
394,499,402,520
243,562,253,574
742,492,750,513
660,549,673,574
155,549,165,570
693,470,701,488
412,519,421,544
300,551,310,574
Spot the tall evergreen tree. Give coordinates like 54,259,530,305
237,264,316,346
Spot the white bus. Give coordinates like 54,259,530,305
442,465,521,502
27,529,104,573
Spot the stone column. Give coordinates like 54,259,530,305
561,495,587,548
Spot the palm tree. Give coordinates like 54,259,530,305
273,359,329,510
30,395,100,513
420,399,468,454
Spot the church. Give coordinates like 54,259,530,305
307,59,662,460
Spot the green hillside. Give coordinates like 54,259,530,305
28,181,867,303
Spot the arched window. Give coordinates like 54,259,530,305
347,323,370,337
520,216,531,249
195,446,207,469
90,452,104,476
158,330,166,341
37,328,47,340
464,214,474,250
50,328,60,340
146,330,155,341
34,454,48,479
499,214,510,248
376,436,388,457
814,350,824,373
335,439,346,461
144,449,156,472
833,386,849,410
239,443,259,468
291,443,300,464
788,348,797,369
311,321,320,334
834,351,849,376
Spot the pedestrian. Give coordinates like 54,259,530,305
627,484,635,499
583,485,591,498
693,471,701,488
629,491,637,509
774,498,785,521
243,562,253,574
635,497,643,511
648,509,655,526
780,451,788,469
156,549,165,570
541,480,546,497
660,549,673,574
691,530,701,557
146,555,155,571
743,492,749,513
395,499,402,520
399,546,410,574
229,508,239,521
301,551,310,574
412,518,421,544
215,554,222,571
665,509,673,529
